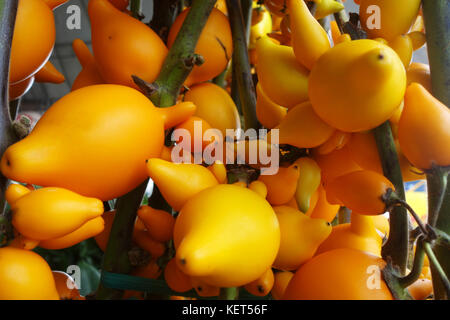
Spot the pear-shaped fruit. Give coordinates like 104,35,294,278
359,0,421,41
174,184,280,287
71,39,104,91
39,216,105,250
255,36,309,108
0,247,60,300
316,213,382,256
294,157,321,213
287,0,330,69
8,186,103,241
273,206,331,270
309,39,406,132
255,83,287,129
313,0,345,20
146,159,219,211
1,85,196,200
89,0,168,89
258,163,300,206
34,61,65,84
398,83,450,170
272,101,335,148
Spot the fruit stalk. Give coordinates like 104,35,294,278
373,121,409,275
332,0,348,33
226,0,259,130
422,0,450,300
0,0,19,226
149,0,218,107
130,0,141,19
149,0,182,42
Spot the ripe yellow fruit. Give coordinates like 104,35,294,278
309,39,406,132
174,184,280,287
255,83,287,129
146,159,219,211
273,206,331,271
271,271,294,300
0,247,59,300
359,0,421,41
287,0,330,69
8,186,103,241
255,36,309,108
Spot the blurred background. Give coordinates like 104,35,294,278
20,0,428,115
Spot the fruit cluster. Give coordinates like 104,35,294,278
0,0,447,300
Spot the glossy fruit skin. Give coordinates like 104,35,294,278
398,83,450,170
271,271,294,300
389,35,413,68
249,4,272,50
283,248,393,300
255,82,287,129
39,216,105,250
312,145,361,186
258,164,300,206
294,157,322,213
309,184,340,222
244,268,274,297
0,247,60,300
184,82,241,137
8,186,103,241
34,61,65,84
9,0,58,84
314,0,344,20
406,63,431,93
315,130,351,155
1,85,195,201
316,213,382,256
168,8,232,86
174,116,214,153
71,39,104,91
89,0,168,89
273,206,331,271
9,76,35,101
359,0,421,41
52,271,84,300
255,36,309,108
146,159,219,211
174,184,280,287
408,279,433,300
309,39,406,132
287,0,330,69
137,205,175,242
346,132,383,174
273,101,335,149
326,170,395,215
164,258,193,293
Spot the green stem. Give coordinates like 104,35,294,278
149,0,182,42
333,0,348,33
96,0,218,299
423,241,450,298
398,236,425,288
426,167,448,227
149,0,218,107
219,287,239,300
373,121,409,274
240,0,252,45
0,0,19,226
130,0,141,19
226,0,259,130
422,0,450,106
422,0,450,300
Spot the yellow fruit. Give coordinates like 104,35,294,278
249,4,273,49
258,164,300,206
174,184,280,287
294,157,322,213
389,35,413,68
309,39,406,132
273,206,331,271
244,268,274,296
360,0,422,41
184,82,240,138
255,36,309,108
0,85,196,201
255,83,287,129
8,186,103,241
39,216,105,250
316,213,382,256
271,271,294,300
272,101,335,148
146,159,219,211
287,0,330,69
0,247,59,300
313,0,345,20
